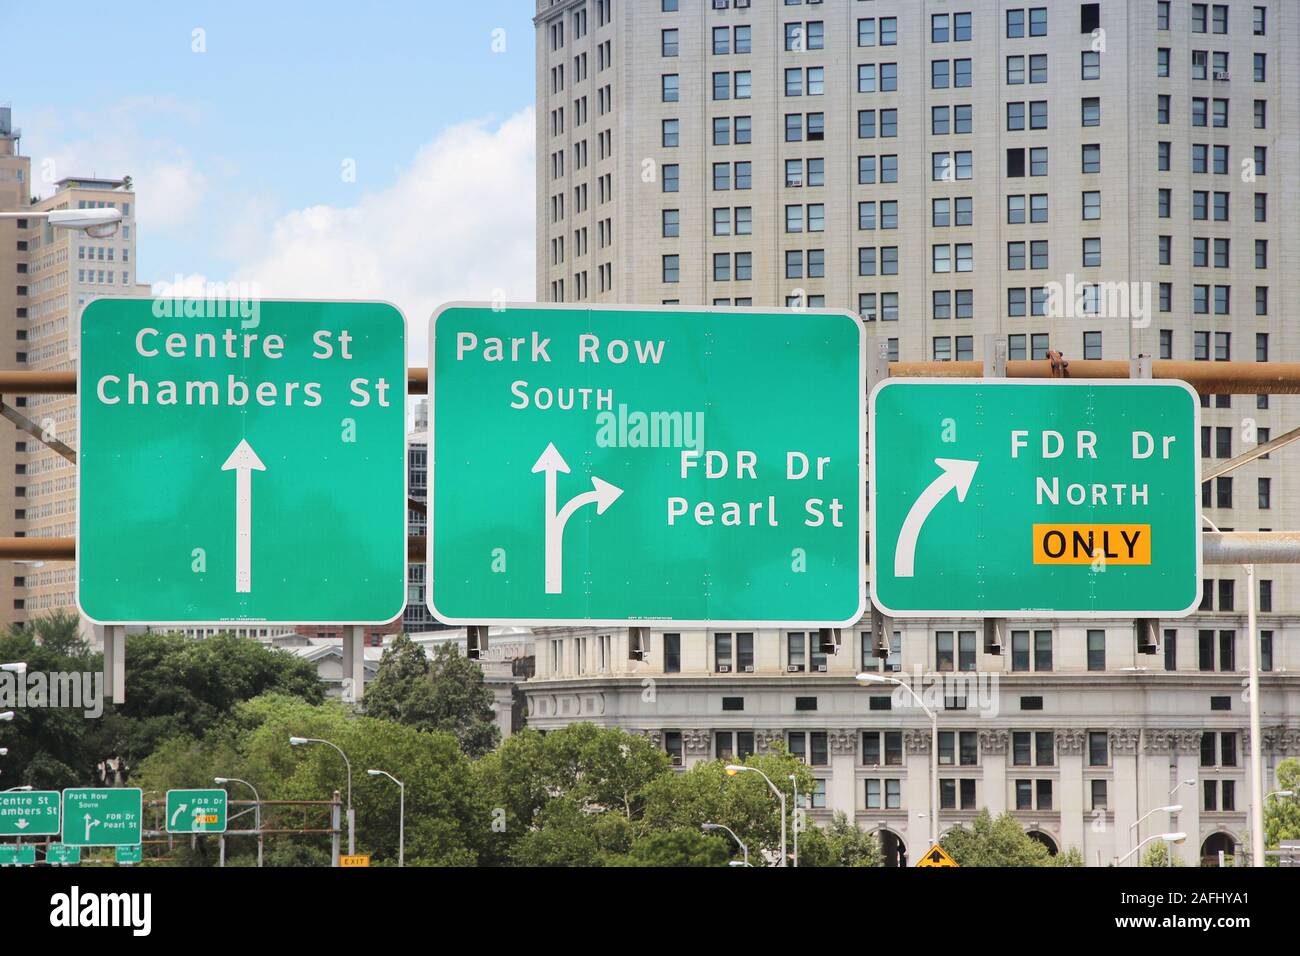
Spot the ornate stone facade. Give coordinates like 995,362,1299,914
978,729,1008,755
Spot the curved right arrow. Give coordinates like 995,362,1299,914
894,458,979,578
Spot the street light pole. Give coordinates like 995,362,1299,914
789,774,799,868
0,208,123,237
858,673,939,847
367,769,405,867
725,765,787,866
1205,515,1265,868
1129,805,1182,854
290,736,353,855
215,777,262,868
701,822,749,866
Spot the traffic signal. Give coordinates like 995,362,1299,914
983,619,1005,656
1136,619,1160,655
466,625,488,660
629,627,650,662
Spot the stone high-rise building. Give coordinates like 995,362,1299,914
529,1,1300,865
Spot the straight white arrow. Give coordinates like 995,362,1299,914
84,814,100,842
532,443,624,594
222,439,266,594
894,458,979,578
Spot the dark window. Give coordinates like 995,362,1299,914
664,633,681,672
1081,4,1100,33
722,696,744,711
795,696,818,711
1020,696,1043,711
869,696,892,711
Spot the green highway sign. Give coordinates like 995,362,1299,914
869,380,1200,617
430,304,866,625
77,298,407,624
0,845,37,866
115,845,143,865
45,844,81,866
0,789,61,836
61,788,143,847
165,789,228,834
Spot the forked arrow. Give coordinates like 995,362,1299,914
222,439,266,594
533,443,623,594
893,458,979,578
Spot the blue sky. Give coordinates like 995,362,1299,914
6,0,538,342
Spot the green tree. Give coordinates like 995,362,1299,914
477,723,668,864
797,812,883,867
1140,841,1186,867
1052,846,1086,867
508,797,634,866
641,749,814,863
620,829,732,867
939,810,1054,867
0,614,104,787
135,693,495,866
1265,757,1300,866
364,636,500,758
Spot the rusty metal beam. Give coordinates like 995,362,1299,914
886,359,1300,394
4,532,1297,566
0,362,1298,395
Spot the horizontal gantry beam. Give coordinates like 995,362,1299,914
0,532,1290,566
4,361,1300,397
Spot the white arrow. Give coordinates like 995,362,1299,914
84,814,100,842
13,819,27,830
222,439,266,593
170,803,188,828
893,458,979,578
532,443,624,594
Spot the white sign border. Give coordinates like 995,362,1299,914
427,301,869,629
868,376,1204,619
74,296,410,627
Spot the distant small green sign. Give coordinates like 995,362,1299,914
0,844,36,866
46,844,81,866
165,789,228,834
115,844,143,865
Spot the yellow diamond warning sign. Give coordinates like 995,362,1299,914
916,843,959,868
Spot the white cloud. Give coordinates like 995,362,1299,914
228,108,537,360
28,96,209,234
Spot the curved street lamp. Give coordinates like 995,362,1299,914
0,207,123,238
725,765,786,866
702,822,750,867
366,770,405,868
1117,831,1186,867
215,777,263,868
290,736,354,856
858,672,938,847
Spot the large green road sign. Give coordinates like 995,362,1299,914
870,380,1200,617
61,788,142,847
430,304,866,625
78,298,407,624
0,789,61,836
165,789,227,834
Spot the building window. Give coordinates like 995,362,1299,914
1087,630,1106,671
663,633,681,672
